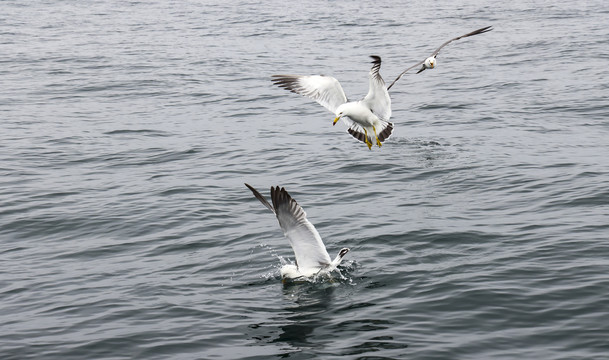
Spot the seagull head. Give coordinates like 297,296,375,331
339,247,349,257
425,56,437,69
334,104,350,126
330,247,350,268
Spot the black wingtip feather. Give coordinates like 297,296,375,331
245,183,275,214
477,25,493,34
271,186,306,223
462,25,493,39
271,75,299,91
369,55,383,82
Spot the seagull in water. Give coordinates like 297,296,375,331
245,183,349,282
387,25,493,90
272,56,393,150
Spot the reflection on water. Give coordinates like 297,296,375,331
274,282,337,349
247,274,411,357
245,281,337,355
2,0,608,358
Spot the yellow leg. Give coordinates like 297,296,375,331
363,128,372,150
373,126,382,147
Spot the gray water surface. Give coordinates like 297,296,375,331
1,0,608,359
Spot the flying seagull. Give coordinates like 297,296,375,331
387,25,493,90
272,56,393,150
245,183,349,282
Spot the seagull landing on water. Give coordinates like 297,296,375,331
272,56,393,150
387,26,493,90
245,183,349,282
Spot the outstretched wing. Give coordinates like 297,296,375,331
363,55,391,121
428,25,493,58
246,183,332,270
387,25,493,90
270,186,332,269
271,74,348,114
386,61,424,90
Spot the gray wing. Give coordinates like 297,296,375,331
362,56,391,121
387,25,493,90
270,186,332,269
429,25,493,57
246,184,332,269
271,74,348,114
386,61,424,90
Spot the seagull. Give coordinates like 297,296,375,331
272,56,393,150
387,25,493,90
245,183,349,282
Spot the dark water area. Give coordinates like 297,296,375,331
1,0,608,359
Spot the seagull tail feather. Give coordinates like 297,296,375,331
347,125,368,144
377,120,394,143
346,121,393,147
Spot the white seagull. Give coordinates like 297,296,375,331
272,56,393,150
245,183,349,282
387,25,493,90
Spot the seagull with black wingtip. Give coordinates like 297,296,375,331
245,183,349,282
272,56,393,150
387,25,493,90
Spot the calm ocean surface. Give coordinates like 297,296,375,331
1,1,608,359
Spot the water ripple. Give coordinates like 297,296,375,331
1,0,609,359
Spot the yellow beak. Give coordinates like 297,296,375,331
333,116,340,126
